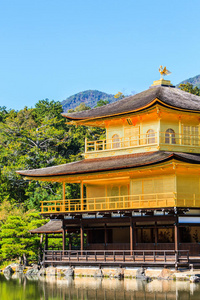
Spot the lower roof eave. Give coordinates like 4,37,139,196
17,151,200,181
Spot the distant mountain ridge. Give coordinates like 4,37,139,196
61,90,117,112
62,75,200,112
177,74,200,88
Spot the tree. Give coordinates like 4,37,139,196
0,98,107,261
0,106,8,122
0,99,105,208
95,99,109,107
0,204,47,262
114,92,125,99
178,83,200,96
0,100,69,207
68,102,91,113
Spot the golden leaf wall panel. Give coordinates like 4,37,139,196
86,184,106,198
130,175,175,195
177,175,200,202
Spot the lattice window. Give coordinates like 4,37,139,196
111,186,119,197
124,126,140,146
131,176,175,196
182,125,199,146
112,134,120,148
120,185,128,196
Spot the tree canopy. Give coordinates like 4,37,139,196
178,83,200,96
0,98,105,264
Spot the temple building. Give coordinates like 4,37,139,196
17,74,200,267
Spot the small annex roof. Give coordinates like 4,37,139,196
30,220,63,234
17,151,200,178
62,87,200,121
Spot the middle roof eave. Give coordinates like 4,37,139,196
16,151,200,178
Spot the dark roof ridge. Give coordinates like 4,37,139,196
62,87,159,120
62,86,200,121
16,160,80,175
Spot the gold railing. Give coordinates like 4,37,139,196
85,133,158,152
159,132,200,146
85,131,200,152
41,192,177,214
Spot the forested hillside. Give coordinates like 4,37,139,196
177,74,200,88
61,90,117,111
0,99,105,265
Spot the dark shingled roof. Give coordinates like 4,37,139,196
30,220,62,234
62,87,200,120
17,151,200,178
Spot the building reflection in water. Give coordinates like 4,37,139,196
37,276,200,300
1,273,200,300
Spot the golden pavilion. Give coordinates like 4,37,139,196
17,72,200,267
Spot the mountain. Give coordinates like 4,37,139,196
177,74,200,88
61,90,117,112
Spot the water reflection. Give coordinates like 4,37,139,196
1,273,200,300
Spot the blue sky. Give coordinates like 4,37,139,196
0,0,200,110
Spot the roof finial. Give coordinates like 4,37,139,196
159,66,171,79
150,66,174,88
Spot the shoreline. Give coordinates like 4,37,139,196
1,264,200,282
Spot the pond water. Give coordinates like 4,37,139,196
1,273,200,300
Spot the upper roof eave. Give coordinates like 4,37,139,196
62,87,200,122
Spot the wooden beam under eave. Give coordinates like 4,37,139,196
22,159,198,184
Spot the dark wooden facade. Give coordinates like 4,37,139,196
37,209,200,264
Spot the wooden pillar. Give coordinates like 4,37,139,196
130,219,134,251
80,180,84,211
62,230,66,252
155,222,158,249
38,234,44,264
62,182,65,212
179,116,182,145
174,216,179,270
62,221,66,252
135,227,138,246
45,234,48,251
174,217,179,251
80,223,84,252
62,228,66,252
104,225,107,250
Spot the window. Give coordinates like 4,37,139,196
182,125,199,146
165,128,176,144
111,186,119,197
112,134,120,148
124,126,140,146
146,129,155,144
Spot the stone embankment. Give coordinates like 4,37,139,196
1,264,200,282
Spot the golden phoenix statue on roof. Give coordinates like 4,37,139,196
159,66,171,78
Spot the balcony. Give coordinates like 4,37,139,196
40,193,200,214
85,132,200,158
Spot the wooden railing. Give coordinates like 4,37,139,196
85,132,158,152
43,250,189,266
41,193,200,214
85,131,200,153
159,132,200,146
41,192,176,214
